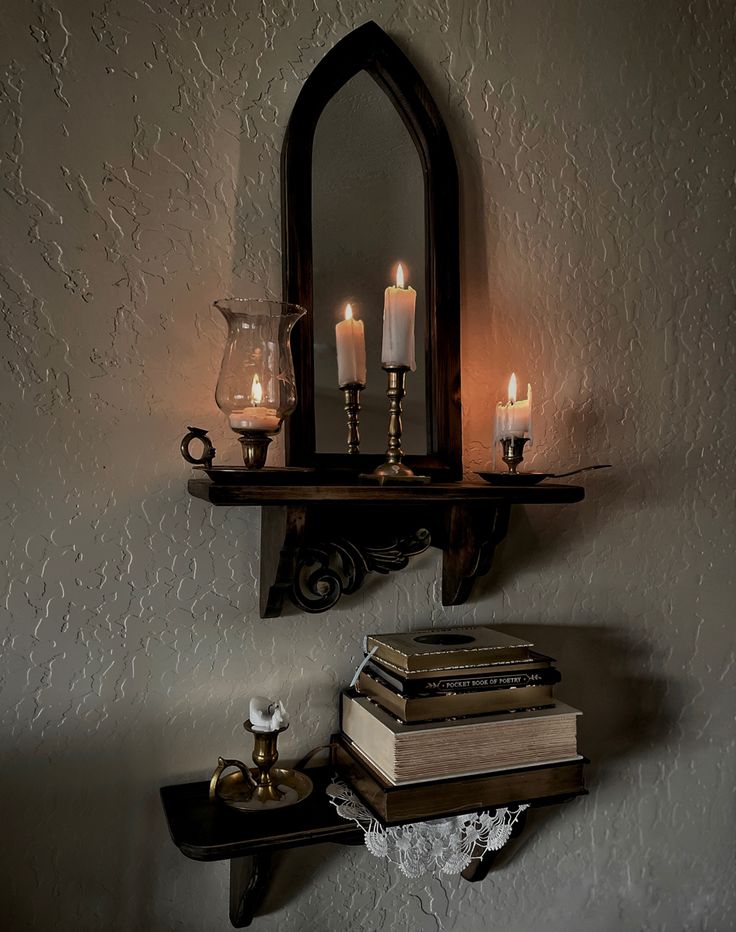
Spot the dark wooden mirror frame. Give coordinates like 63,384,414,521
281,21,462,479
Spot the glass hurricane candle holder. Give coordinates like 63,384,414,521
214,298,306,468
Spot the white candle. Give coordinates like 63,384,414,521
381,263,416,370
228,374,280,432
493,373,533,442
335,303,367,387
249,695,288,732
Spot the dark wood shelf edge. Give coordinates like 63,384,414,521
187,478,585,507
175,823,364,862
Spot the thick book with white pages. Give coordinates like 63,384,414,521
341,692,582,785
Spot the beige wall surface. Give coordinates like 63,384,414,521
1,1,733,930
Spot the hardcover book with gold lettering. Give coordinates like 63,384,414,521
365,625,533,674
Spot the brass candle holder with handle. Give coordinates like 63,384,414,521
209,720,313,812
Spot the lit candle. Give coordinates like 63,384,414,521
381,262,416,370
493,373,533,443
335,303,367,387
228,374,280,432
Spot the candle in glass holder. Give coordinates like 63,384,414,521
335,303,367,387
381,263,416,370
228,374,280,432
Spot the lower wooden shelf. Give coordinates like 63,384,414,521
161,766,361,862
160,763,586,928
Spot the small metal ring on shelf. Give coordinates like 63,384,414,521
180,426,216,468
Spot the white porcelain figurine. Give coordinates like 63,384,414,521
249,695,289,733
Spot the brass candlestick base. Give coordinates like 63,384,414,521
342,383,364,455
235,431,273,469
500,436,531,474
369,366,429,483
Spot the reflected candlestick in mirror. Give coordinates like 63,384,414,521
381,263,417,370
229,375,281,433
335,303,367,388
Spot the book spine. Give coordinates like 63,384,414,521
367,662,560,696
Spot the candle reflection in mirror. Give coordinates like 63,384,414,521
335,302,366,455
335,302,367,389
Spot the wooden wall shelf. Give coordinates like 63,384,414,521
186,479,584,617
161,763,586,928
189,479,585,618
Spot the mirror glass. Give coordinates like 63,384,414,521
311,71,427,454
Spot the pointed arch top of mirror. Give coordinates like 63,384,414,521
281,21,462,479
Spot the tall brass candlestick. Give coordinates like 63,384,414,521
370,366,429,483
342,383,364,455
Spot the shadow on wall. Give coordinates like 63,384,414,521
483,622,684,873
470,463,635,600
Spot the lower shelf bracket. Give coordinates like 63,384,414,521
229,854,271,929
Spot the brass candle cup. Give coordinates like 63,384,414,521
232,430,275,470
499,436,531,474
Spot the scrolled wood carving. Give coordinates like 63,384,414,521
290,529,431,612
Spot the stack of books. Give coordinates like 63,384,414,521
335,626,585,824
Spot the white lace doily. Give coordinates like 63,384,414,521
327,779,528,878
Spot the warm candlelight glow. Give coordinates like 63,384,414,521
396,263,405,288
508,372,518,404
344,303,353,321
250,373,263,405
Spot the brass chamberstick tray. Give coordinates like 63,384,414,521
213,766,313,812
195,466,315,485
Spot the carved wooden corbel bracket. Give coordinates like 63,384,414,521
258,502,510,618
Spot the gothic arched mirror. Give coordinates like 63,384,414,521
281,21,461,478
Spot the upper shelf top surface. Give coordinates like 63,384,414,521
187,478,585,506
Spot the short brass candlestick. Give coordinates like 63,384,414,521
233,430,273,469
342,383,364,455
244,719,288,803
499,435,531,474
369,366,429,483
209,718,313,811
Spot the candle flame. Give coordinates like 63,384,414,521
508,372,517,404
396,263,405,288
344,303,353,320
251,373,263,405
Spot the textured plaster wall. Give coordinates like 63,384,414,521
1,2,734,931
